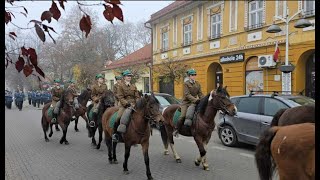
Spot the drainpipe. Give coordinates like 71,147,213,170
144,22,153,93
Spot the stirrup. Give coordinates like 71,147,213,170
112,133,119,142
89,121,95,127
173,129,179,137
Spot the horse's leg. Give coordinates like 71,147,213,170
96,124,103,149
63,121,70,145
167,126,181,163
194,137,209,171
112,141,118,164
55,124,60,131
91,127,97,146
160,125,169,155
123,144,131,174
42,116,49,142
105,138,113,164
74,117,79,132
142,142,153,180
58,122,69,145
48,123,54,137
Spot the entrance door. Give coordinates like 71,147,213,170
159,77,174,96
216,65,223,88
305,54,315,99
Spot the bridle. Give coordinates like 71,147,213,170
211,93,234,115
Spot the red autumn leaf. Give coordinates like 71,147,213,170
35,66,45,78
40,11,53,23
103,5,114,23
35,24,46,42
49,1,61,21
23,65,33,77
27,48,38,66
21,46,28,56
9,34,15,40
112,4,123,22
47,31,56,44
58,0,66,10
5,11,11,24
79,15,92,38
29,19,42,24
15,56,25,72
105,0,121,4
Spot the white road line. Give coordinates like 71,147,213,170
211,146,226,151
188,140,196,144
239,153,254,158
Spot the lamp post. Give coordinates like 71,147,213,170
146,62,153,93
266,6,312,94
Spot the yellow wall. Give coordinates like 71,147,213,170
151,1,315,98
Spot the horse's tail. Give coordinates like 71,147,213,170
159,124,168,148
270,108,287,126
255,127,280,180
41,116,49,132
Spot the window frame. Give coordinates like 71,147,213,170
183,23,192,46
275,0,287,18
229,0,238,32
261,97,290,116
246,0,264,31
161,31,169,52
303,0,315,17
210,13,222,39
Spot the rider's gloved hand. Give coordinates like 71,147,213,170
124,103,131,108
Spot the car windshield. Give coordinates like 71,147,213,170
286,96,315,106
155,95,180,106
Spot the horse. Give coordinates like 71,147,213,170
102,93,162,180
73,88,92,132
271,105,315,127
255,123,315,180
86,90,115,149
160,85,237,171
41,89,75,144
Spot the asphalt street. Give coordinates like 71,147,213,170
5,102,267,180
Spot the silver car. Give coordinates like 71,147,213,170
143,93,181,113
216,94,315,147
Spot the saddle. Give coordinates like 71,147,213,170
109,109,133,129
173,106,197,127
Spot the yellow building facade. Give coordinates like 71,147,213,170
148,0,315,99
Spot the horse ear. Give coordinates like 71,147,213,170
224,86,228,90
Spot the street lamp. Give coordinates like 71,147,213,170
266,6,313,94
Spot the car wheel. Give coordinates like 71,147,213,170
219,125,238,147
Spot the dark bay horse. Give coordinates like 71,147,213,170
160,86,237,170
102,94,162,180
87,90,115,149
41,89,75,144
73,88,92,132
255,123,315,180
271,105,315,126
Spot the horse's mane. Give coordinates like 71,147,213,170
197,93,210,115
60,89,73,109
135,94,160,111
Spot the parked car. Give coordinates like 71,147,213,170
143,93,181,113
216,93,315,147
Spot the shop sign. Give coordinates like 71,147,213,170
220,53,245,64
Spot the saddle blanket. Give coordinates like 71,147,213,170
109,112,118,128
47,107,53,119
173,109,181,126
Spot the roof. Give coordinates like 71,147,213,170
147,1,193,23
105,44,151,70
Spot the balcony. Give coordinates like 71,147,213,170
244,23,265,32
302,9,315,18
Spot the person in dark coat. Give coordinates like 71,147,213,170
27,91,32,105
35,90,41,108
14,89,25,111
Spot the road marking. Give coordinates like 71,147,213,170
211,146,226,151
188,140,196,144
239,153,254,158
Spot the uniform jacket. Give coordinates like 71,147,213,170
14,92,25,102
113,83,121,101
51,87,64,102
117,81,140,107
91,83,108,101
182,79,204,105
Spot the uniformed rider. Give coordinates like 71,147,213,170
51,79,64,124
67,80,80,120
113,75,123,107
112,70,140,142
173,69,204,136
90,74,108,127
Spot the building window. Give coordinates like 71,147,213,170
183,23,192,46
110,80,114,91
303,0,315,17
161,31,169,52
275,0,287,18
210,13,221,39
229,1,237,32
248,0,264,30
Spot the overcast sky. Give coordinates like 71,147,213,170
6,1,173,33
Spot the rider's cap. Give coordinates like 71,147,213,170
54,79,61,83
115,75,123,80
187,69,197,75
122,69,133,76
95,74,105,80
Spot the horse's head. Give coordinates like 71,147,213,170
141,93,162,125
62,89,75,107
101,90,115,108
209,86,237,116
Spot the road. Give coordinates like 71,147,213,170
5,103,262,180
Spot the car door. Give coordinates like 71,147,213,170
260,97,290,133
232,97,262,144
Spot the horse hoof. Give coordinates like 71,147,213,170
176,159,182,163
203,166,210,171
113,160,118,164
164,150,169,155
148,176,154,180
49,133,53,137
96,145,101,149
91,142,97,146
75,129,79,132
65,141,69,145
45,139,49,142
195,160,200,166
123,171,130,175
60,140,64,144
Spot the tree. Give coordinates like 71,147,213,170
115,64,148,84
153,58,190,83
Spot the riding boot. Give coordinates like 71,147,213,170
173,117,184,137
112,121,120,142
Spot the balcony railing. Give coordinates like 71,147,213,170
244,23,265,31
302,9,315,17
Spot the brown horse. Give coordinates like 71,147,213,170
271,105,315,126
86,90,115,149
73,88,92,132
255,123,315,180
41,89,75,144
102,93,162,180
160,86,237,170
